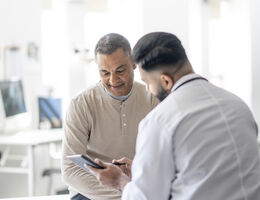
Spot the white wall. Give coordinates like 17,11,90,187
141,0,190,50
209,0,251,106
0,0,42,128
251,0,260,126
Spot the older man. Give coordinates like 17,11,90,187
61,33,158,200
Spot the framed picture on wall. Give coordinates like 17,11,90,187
3,45,22,79
27,42,39,61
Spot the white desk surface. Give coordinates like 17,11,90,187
0,194,69,200
0,129,63,146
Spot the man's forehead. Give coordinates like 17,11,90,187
96,51,131,71
99,65,126,72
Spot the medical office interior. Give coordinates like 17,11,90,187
0,0,260,199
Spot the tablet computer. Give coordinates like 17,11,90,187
67,154,104,170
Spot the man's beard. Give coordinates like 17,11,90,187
156,86,169,102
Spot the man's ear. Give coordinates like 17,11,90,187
133,63,137,70
160,73,174,92
130,56,137,70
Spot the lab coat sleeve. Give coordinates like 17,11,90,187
122,119,175,200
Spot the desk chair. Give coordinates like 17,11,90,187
42,168,68,195
41,142,68,195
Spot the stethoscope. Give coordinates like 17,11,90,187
173,77,208,92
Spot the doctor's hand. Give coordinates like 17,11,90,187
85,159,131,191
112,157,132,178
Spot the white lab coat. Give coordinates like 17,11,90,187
122,74,260,200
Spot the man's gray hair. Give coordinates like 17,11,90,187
94,33,131,58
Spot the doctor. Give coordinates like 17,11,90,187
87,32,260,200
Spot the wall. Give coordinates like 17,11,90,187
251,0,260,126
0,0,42,128
141,0,190,50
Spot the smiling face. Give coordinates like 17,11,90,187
96,48,136,97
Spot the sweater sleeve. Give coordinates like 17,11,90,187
61,96,121,200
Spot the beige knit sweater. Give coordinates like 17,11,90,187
62,81,158,200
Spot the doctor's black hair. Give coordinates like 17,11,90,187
95,33,131,58
132,32,188,72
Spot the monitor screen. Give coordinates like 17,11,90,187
0,80,27,117
0,80,31,134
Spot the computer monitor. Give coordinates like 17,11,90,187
0,79,31,134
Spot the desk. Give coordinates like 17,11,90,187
0,129,63,197
0,194,69,200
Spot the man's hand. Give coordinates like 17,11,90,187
112,157,132,178
85,159,131,191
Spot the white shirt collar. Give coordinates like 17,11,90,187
171,73,204,92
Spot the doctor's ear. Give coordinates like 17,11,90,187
133,63,137,70
160,73,174,92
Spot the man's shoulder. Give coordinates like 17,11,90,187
132,81,148,98
68,83,104,112
142,94,184,129
72,83,102,101
133,81,145,90
133,81,159,106
67,83,104,116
